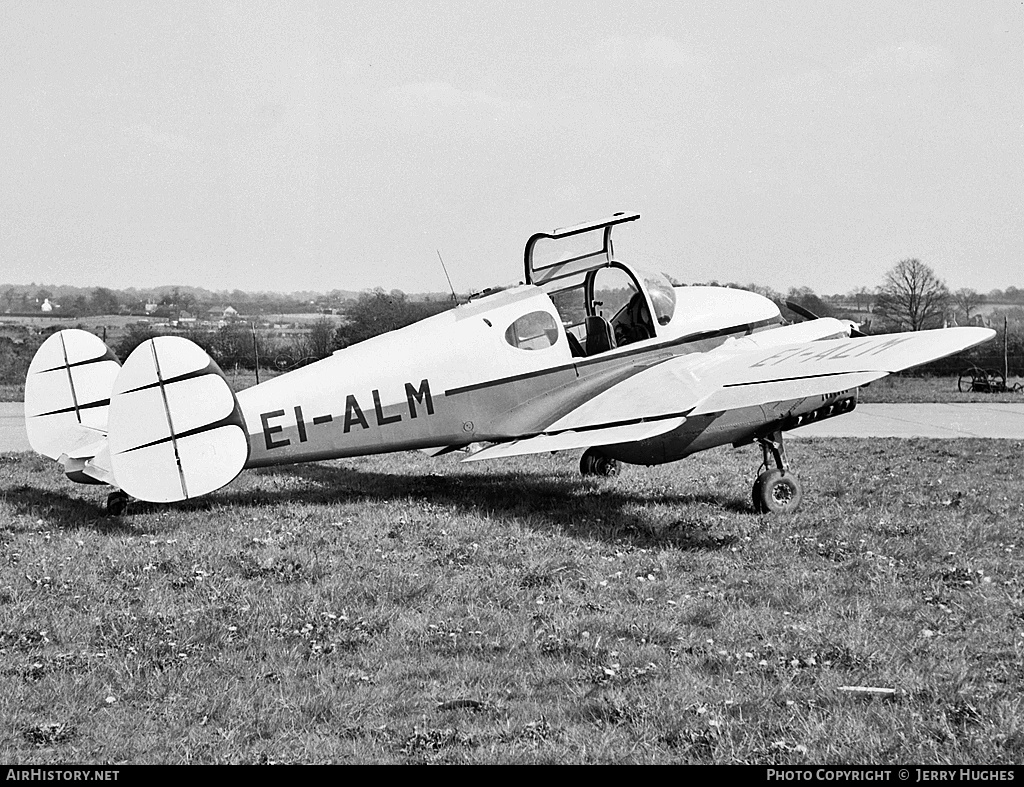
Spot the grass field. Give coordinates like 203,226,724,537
2,440,1024,763
857,374,1024,404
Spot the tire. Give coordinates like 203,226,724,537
753,469,802,514
580,448,620,477
106,491,129,517
752,473,765,513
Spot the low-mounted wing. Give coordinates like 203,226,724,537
541,326,995,434
689,327,994,416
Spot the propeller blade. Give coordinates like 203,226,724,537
785,300,819,321
785,300,866,337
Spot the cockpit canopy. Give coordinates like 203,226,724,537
524,211,639,291
639,271,677,326
524,212,676,356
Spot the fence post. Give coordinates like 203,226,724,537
251,322,260,385
1005,316,1009,383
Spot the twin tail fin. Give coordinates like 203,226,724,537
24,330,250,503
24,329,120,476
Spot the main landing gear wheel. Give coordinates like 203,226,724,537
105,490,130,517
753,469,802,514
580,448,620,477
752,430,803,514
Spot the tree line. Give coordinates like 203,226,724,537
0,289,456,384
3,260,1022,384
0,284,360,318
107,288,456,372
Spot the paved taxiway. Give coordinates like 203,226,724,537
1,403,30,453
789,403,1024,439
3,402,1024,455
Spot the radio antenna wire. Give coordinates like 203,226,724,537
437,249,459,304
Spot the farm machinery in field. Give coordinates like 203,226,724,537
958,365,1023,394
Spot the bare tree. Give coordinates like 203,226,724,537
850,286,874,313
305,316,337,360
953,288,985,325
874,258,951,331
739,283,782,302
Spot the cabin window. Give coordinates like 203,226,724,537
504,310,559,351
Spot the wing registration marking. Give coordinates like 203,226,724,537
751,336,913,368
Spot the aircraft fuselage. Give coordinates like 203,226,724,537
236,283,805,469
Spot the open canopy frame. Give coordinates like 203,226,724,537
523,211,641,292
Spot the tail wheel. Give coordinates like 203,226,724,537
753,469,802,514
580,448,620,477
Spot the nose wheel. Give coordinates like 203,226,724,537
753,431,802,514
580,448,620,477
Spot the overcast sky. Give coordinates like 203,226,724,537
2,1,1022,296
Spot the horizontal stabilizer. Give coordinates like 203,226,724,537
24,329,120,460
463,417,685,463
60,425,107,460
107,337,249,502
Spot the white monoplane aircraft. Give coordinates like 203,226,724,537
24,212,994,515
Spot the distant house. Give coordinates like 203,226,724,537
207,305,240,320
40,299,53,312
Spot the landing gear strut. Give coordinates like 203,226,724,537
105,490,130,517
752,431,802,514
580,448,620,477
